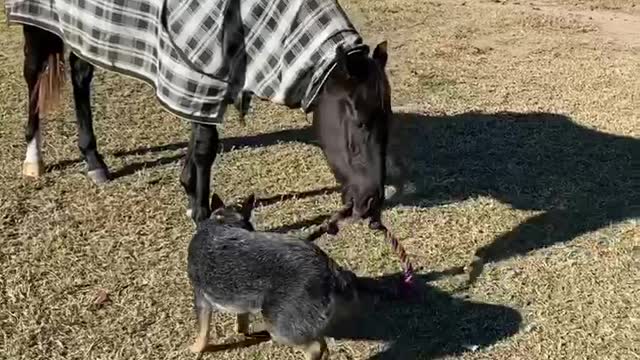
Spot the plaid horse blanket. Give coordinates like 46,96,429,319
4,0,366,125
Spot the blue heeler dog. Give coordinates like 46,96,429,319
186,193,360,359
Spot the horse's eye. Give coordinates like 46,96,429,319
356,121,365,129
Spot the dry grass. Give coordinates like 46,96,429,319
1,0,639,359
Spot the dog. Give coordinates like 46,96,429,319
186,193,361,359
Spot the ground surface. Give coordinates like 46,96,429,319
1,0,639,359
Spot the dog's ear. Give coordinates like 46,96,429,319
240,193,256,221
210,193,225,212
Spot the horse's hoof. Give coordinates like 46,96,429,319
88,169,110,184
22,161,44,178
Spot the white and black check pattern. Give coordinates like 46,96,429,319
5,0,366,125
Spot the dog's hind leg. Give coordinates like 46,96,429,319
236,315,270,339
235,313,250,335
303,338,328,360
189,289,213,353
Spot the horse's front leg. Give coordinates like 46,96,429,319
69,52,110,184
181,122,219,223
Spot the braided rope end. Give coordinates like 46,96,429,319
403,268,414,284
374,221,417,295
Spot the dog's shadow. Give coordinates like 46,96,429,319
196,273,522,359
325,273,522,359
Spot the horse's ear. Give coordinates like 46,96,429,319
335,45,371,80
334,45,351,79
210,193,225,211
373,41,388,68
240,193,256,220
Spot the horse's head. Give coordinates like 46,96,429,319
313,41,391,221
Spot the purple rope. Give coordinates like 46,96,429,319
373,222,415,287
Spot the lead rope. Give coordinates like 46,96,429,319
305,208,416,292
370,221,414,287
305,205,352,241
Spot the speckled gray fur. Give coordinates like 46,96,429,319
187,194,359,348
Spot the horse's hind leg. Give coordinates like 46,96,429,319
22,25,64,178
69,52,109,184
180,122,219,223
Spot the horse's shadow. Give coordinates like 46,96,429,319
239,111,638,284
53,111,638,283
383,111,638,283
253,111,638,284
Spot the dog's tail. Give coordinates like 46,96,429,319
31,51,66,117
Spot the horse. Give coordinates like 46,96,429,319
6,0,392,225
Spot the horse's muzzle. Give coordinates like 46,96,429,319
352,190,383,220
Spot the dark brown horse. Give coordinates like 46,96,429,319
17,22,392,224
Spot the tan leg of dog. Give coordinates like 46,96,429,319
236,315,271,340
236,313,250,335
189,303,212,353
304,338,328,360
249,320,268,334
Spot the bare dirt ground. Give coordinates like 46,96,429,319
1,0,638,359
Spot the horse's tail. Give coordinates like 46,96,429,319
32,51,66,117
